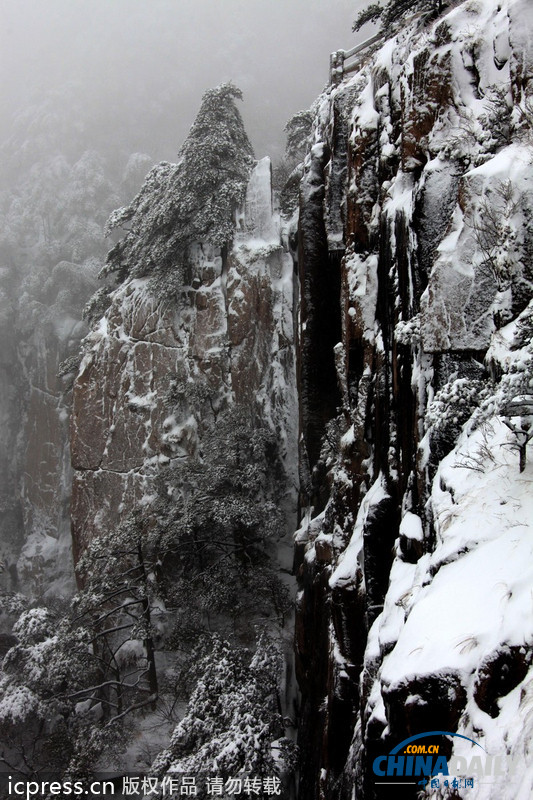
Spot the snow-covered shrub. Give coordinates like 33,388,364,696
0,606,102,776
470,180,524,294
0,592,28,618
57,353,83,388
0,682,40,724
481,301,533,409
12,606,54,644
494,357,533,410
458,302,533,469
443,84,513,168
319,416,345,471
425,377,491,459
4,609,94,700
514,95,533,145
445,106,493,166
82,284,112,327
395,314,421,346
479,85,513,150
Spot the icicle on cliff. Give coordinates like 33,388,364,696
293,1,533,798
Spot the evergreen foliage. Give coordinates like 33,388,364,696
82,285,113,328
152,635,297,791
284,111,313,162
353,0,443,33
0,405,291,778
74,514,161,716
102,84,254,293
470,180,524,295
0,516,164,774
352,3,384,32
274,110,313,217
0,607,100,776
425,377,492,462
0,148,120,271
152,406,291,645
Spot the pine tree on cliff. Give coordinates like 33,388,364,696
152,635,296,784
151,404,291,643
102,83,254,293
0,607,108,776
353,0,443,33
73,512,161,715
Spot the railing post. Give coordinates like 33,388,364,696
330,50,344,86
330,32,385,85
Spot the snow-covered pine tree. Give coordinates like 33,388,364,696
284,111,314,162
352,3,385,32
274,110,313,216
353,0,443,33
102,83,254,294
152,406,290,646
0,543,160,779
151,635,296,794
73,514,161,719
0,607,100,776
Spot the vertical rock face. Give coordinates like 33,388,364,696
0,125,126,602
0,271,24,591
18,305,87,596
295,2,533,798
71,157,298,569
0,262,94,599
65,4,533,795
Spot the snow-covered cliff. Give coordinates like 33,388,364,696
294,1,533,798
71,157,298,582
64,2,533,795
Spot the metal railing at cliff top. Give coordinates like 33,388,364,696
330,9,437,85
329,31,384,85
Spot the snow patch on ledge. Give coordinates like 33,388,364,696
381,418,533,684
329,475,389,590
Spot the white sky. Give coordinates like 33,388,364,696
0,0,367,161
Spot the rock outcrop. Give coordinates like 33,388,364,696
71,157,298,572
294,2,533,798
65,3,533,797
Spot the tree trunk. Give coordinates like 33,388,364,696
137,542,158,703
520,442,526,473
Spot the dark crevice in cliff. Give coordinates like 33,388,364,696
325,90,357,250
294,566,331,800
298,147,343,507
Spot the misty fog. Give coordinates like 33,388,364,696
1,0,367,162
0,0,367,603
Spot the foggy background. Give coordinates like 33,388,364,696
1,0,366,163
0,0,368,600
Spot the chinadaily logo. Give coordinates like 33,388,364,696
372,730,510,791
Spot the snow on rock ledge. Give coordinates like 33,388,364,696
293,1,533,798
